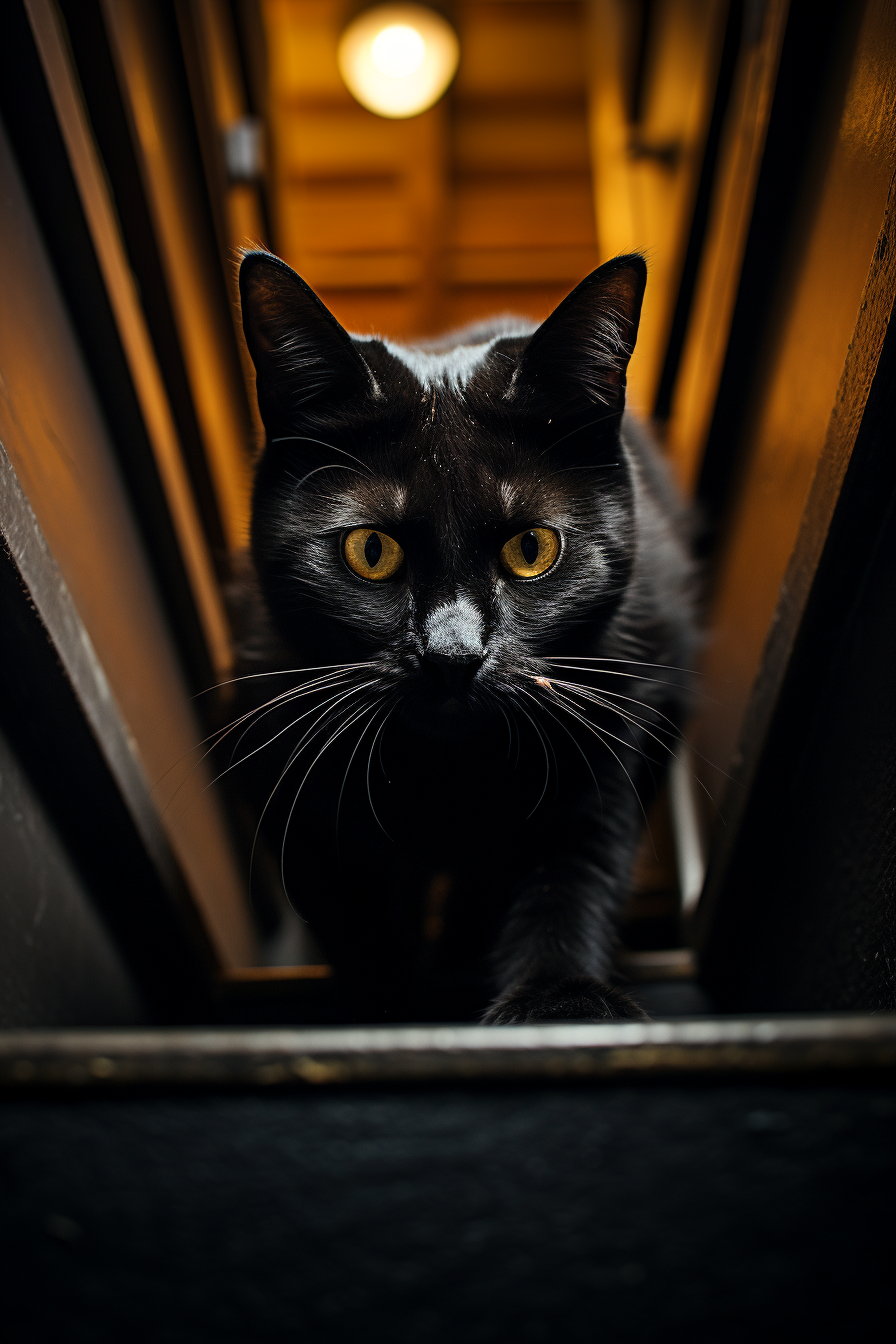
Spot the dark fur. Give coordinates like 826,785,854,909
236,251,697,1022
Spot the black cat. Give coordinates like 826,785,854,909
235,250,697,1023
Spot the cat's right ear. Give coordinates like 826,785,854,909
513,254,647,416
239,251,377,430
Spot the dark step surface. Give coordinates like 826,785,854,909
210,967,715,1025
629,977,714,1017
1,1076,892,1341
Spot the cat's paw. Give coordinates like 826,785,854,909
482,976,649,1024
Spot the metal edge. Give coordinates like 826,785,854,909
1,1016,893,1088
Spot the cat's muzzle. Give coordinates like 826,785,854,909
420,649,485,699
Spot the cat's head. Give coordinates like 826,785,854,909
239,251,646,734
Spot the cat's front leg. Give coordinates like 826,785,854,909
483,789,649,1024
483,976,646,1024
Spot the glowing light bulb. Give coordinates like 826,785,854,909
371,25,425,79
338,4,460,119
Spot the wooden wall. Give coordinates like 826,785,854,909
261,0,598,339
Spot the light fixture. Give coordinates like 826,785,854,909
338,4,460,119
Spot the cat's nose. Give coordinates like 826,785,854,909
422,648,485,691
421,596,486,691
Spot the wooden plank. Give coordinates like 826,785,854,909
0,126,257,969
0,451,218,1008
454,109,592,173
443,283,572,330
177,0,269,445
24,0,232,676
293,251,423,289
446,245,599,285
315,289,429,338
221,965,334,981
279,111,424,175
282,182,419,251
691,0,896,935
586,0,638,262
587,0,729,415
665,0,790,491
452,179,597,249
102,0,254,554
262,0,348,101
455,1,587,97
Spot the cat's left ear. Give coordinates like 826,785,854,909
513,254,646,416
239,250,377,431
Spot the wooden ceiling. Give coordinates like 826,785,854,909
260,0,598,339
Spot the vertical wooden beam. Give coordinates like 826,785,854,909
25,0,233,677
101,0,254,554
0,123,259,969
664,0,790,492
587,0,729,415
689,0,896,934
177,0,269,444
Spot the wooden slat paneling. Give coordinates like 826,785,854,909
452,180,597,250
261,0,598,339
454,1,587,97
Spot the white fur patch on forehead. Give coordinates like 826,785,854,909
384,340,493,391
363,325,535,392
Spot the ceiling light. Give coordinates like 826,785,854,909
338,4,460,119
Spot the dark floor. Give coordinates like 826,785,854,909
629,978,713,1016
215,971,715,1025
0,1078,892,1341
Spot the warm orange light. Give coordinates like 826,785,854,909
338,4,460,119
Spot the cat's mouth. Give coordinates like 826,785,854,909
418,652,485,700
435,693,466,715
424,681,480,717
395,673,495,739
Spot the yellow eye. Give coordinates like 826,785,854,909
500,527,560,579
343,528,404,581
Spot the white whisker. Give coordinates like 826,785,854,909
546,676,723,796
548,677,687,735
545,655,697,675
280,691,385,895
542,661,687,691
157,669,367,818
226,670,362,767
287,462,368,493
336,695,392,846
514,702,552,819
188,660,376,703
366,701,399,840
249,681,382,893
269,435,374,478
217,679,376,790
547,678,679,763
546,688,652,834
519,685,602,810
155,661,374,785
549,686,652,765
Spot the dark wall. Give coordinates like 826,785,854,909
0,727,144,1027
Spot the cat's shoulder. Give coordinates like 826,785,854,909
620,411,692,531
